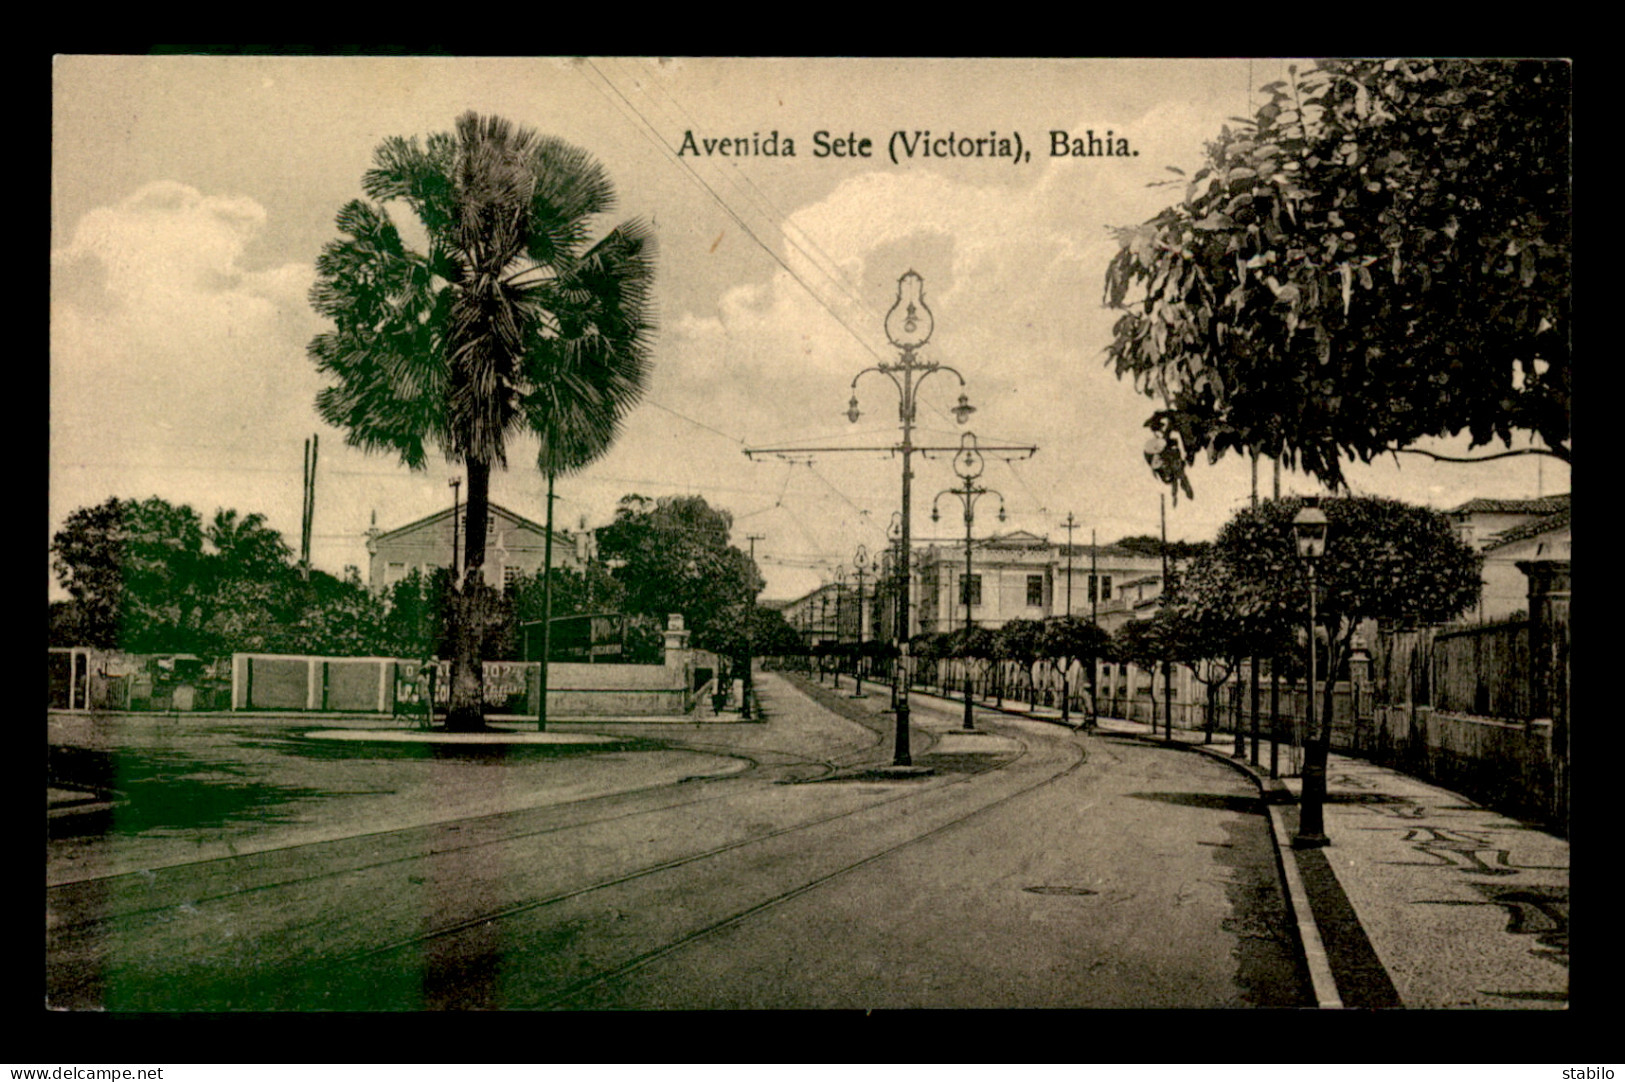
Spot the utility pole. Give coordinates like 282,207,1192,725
1089,526,1099,728
300,435,318,581
1062,512,1078,617
744,272,1035,767
448,477,462,585
743,534,765,720
536,476,559,732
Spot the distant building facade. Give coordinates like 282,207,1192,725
1444,494,1571,622
772,531,1166,647
365,502,584,593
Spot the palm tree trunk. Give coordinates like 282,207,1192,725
446,457,492,731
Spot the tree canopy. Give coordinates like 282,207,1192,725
1104,59,1570,495
596,494,763,655
1214,494,1480,722
49,496,390,658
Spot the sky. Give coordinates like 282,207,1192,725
51,56,1569,603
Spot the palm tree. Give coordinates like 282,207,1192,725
309,113,655,730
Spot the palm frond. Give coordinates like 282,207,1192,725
525,135,617,266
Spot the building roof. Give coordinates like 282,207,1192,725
1484,506,1571,552
373,501,562,543
1057,543,1158,561
1446,494,1570,517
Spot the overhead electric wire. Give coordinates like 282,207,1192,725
579,60,894,369
621,57,882,325
643,398,748,445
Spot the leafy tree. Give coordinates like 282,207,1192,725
945,624,996,701
378,567,454,659
509,564,624,625
1104,60,1570,496
597,494,762,653
1215,494,1480,743
1039,616,1111,726
282,567,391,657
1157,549,1261,741
1108,535,1210,562
50,497,211,652
309,112,655,729
1111,614,1185,731
910,631,950,690
993,618,1046,707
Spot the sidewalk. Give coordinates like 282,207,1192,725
916,686,1570,1009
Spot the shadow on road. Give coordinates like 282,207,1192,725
1128,790,1267,815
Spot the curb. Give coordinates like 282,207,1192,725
1177,741,1344,1010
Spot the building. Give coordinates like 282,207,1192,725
365,502,585,593
778,579,868,650
1444,494,1571,622
774,531,1166,645
909,531,1164,636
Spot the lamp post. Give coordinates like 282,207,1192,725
932,432,1006,731
1292,501,1331,848
847,271,975,766
819,590,830,682
851,545,874,698
833,566,847,691
884,512,904,712
745,273,1034,762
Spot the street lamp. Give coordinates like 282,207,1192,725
886,512,904,712
932,432,1006,731
834,565,847,691
848,271,974,766
851,544,874,698
1292,501,1331,849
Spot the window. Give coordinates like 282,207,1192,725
385,562,407,586
502,566,522,593
1089,574,1112,601
1026,574,1044,607
959,574,982,607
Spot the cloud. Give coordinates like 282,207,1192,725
50,181,326,557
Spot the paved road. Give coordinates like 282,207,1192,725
46,672,1309,1010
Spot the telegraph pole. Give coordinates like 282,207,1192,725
1090,526,1099,727
1062,512,1078,617
300,435,318,581
743,534,765,720
448,477,462,584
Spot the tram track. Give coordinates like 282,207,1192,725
49,694,1072,1011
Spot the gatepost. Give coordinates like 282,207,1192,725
1517,557,1570,832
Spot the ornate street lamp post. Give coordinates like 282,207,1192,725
1292,502,1331,848
932,432,1006,731
851,544,874,698
833,566,847,691
848,272,975,765
885,512,904,712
